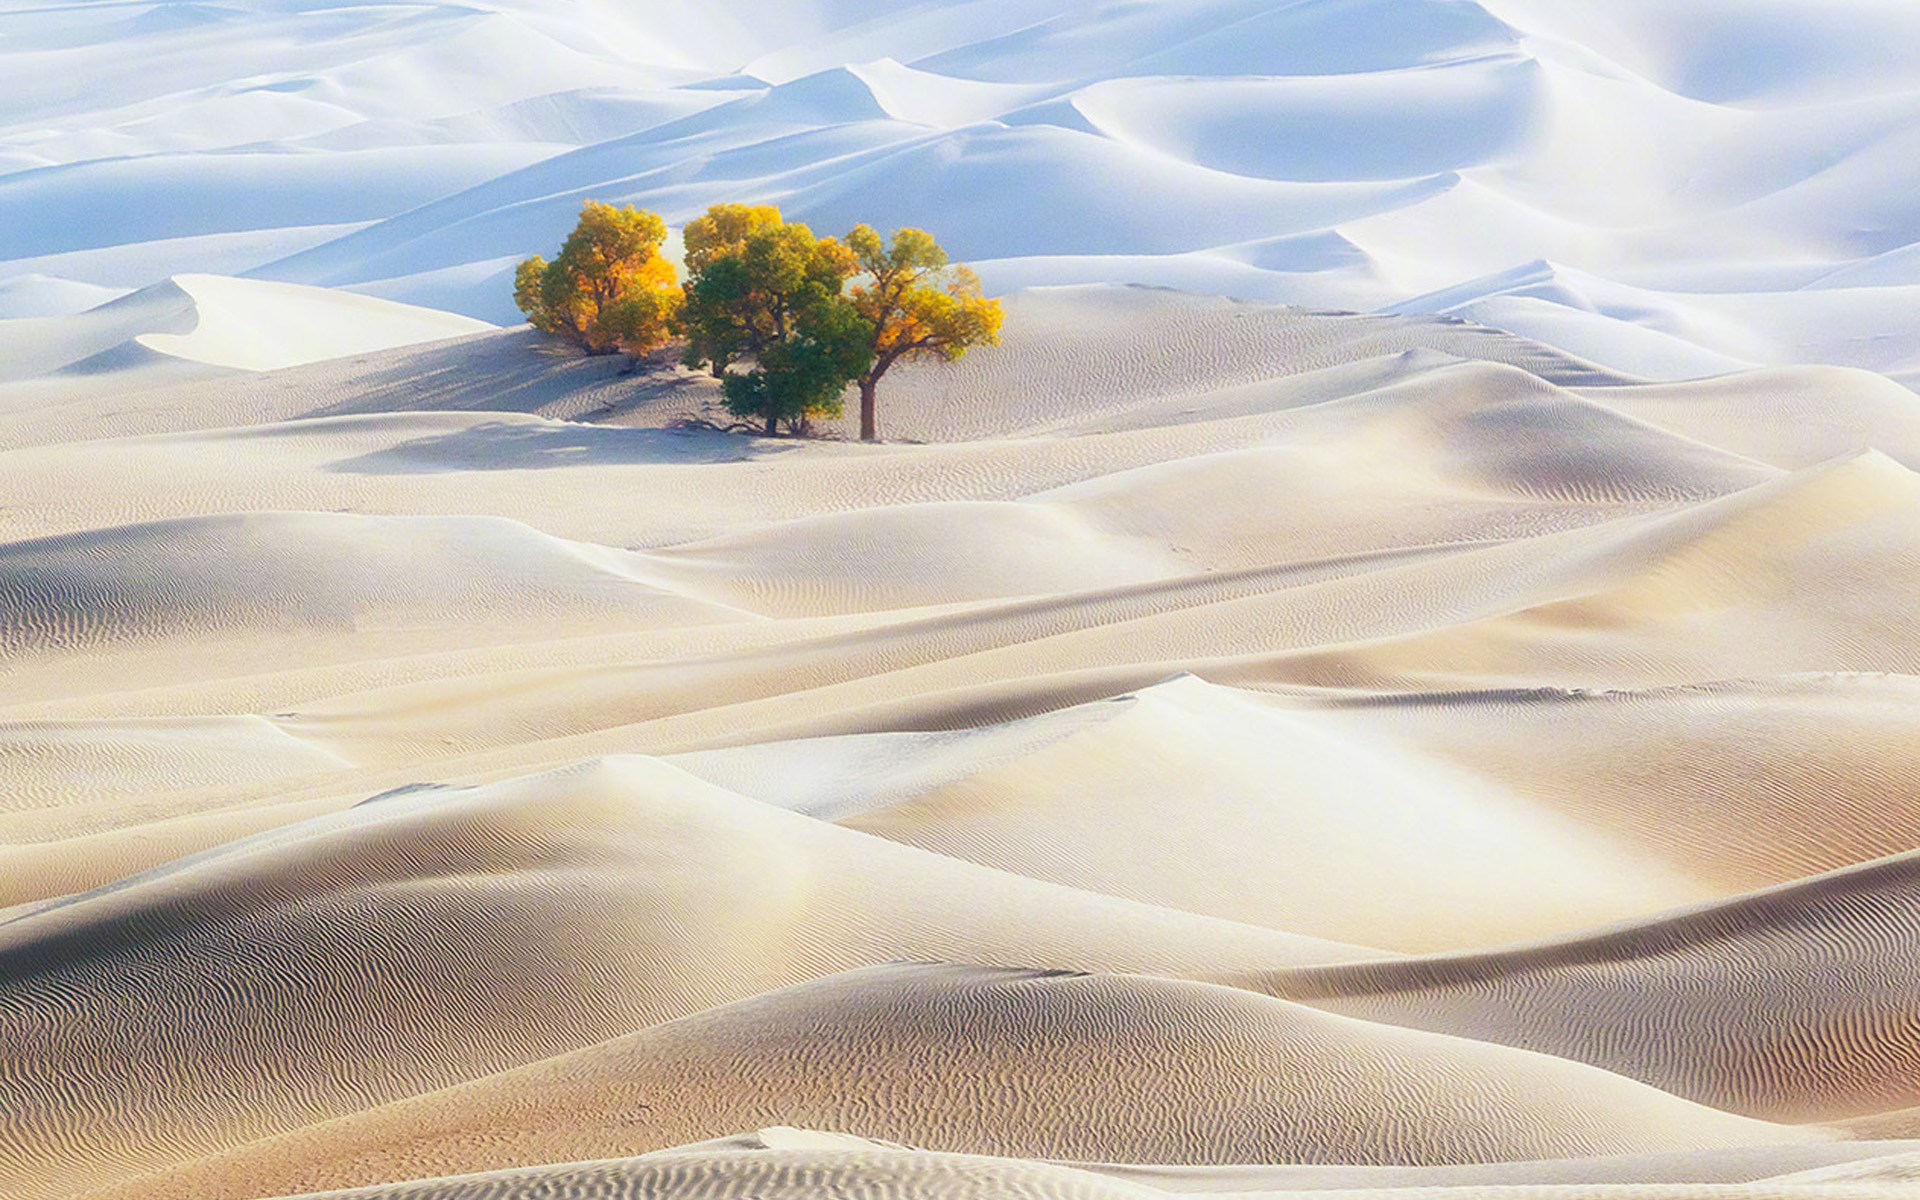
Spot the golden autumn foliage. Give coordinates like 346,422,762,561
682,202,783,276
514,201,681,355
845,224,1004,441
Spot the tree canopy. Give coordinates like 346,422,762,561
513,201,680,356
681,207,868,434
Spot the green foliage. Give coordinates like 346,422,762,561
513,201,680,355
683,203,869,433
720,295,872,434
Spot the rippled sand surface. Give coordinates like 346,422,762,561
8,288,1920,1200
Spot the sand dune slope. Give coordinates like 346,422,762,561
0,757,1369,1198
1303,674,1920,893
1279,451,1920,689
1578,367,1920,471
823,676,1705,951
249,1164,1920,1200
0,716,347,812
0,275,490,383
0,511,747,664
241,1148,1169,1200
1257,850,1920,1123
87,965,1812,1200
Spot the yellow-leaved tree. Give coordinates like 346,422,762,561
514,201,680,355
845,225,1004,441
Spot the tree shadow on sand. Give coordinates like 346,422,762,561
325,419,797,474
294,329,716,422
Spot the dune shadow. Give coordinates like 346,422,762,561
326,419,791,473
294,328,713,421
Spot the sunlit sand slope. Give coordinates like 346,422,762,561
87,965,1810,1200
224,1145,1920,1200
1257,851,1920,1123
0,758,1369,1198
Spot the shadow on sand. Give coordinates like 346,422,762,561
324,419,796,473
294,328,719,421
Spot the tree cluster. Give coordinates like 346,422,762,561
514,201,1003,439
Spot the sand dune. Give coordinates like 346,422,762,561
1262,450,1920,689
819,676,1705,951
1254,849,1920,1123
236,1148,1172,1200
15,0,1920,379
135,274,494,371
0,510,745,660
1300,675,1920,894
83,965,1812,1200
166,1149,1920,1200
0,757,1374,1198
1579,367,1920,471
0,275,489,381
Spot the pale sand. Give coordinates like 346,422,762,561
78,965,1814,1200
92,1142,1920,1200
1248,849,1920,1122
5,286,1920,1199
0,758,1379,1197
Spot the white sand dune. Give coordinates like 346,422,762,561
820,676,1707,951
135,274,494,371
165,1151,1920,1200
11,0,1920,378
1297,674,1920,895
1579,367,1920,471
0,274,489,393
0,510,744,661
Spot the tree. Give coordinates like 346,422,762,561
844,225,1003,441
514,201,680,355
681,204,855,376
682,204,869,434
720,297,871,435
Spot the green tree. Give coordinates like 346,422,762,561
682,204,870,434
514,201,680,355
844,225,1003,441
720,298,872,435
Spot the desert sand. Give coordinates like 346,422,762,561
8,281,1920,1199
11,2,1920,1199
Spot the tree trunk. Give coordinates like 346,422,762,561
765,412,778,437
859,376,879,442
